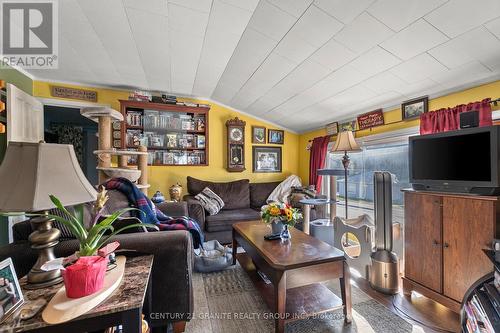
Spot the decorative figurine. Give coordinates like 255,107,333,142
169,183,183,202
151,191,165,204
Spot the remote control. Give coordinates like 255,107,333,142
264,233,281,240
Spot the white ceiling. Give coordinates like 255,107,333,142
27,0,500,132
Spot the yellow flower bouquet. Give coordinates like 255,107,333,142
260,202,302,226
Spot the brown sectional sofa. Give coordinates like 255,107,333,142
184,176,326,244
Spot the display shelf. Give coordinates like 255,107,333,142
119,100,209,166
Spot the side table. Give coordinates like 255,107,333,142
1,254,153,333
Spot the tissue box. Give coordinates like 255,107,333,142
62,256,108,298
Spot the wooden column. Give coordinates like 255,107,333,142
97,116,111,184
138,145,148,195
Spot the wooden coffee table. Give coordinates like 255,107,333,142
232,221,351,333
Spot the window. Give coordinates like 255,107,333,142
324,128,417,224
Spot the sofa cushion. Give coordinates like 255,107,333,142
249,181,281,209
205,209,261,232
187,176,250,210
195,187,224,215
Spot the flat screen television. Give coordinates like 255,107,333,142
409,126,500,195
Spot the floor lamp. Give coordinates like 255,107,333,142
331,131,361,219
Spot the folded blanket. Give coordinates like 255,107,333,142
266,175,302,204
103,177,204,248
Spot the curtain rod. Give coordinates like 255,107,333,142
307,98,500,143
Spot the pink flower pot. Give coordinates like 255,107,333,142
62,256,108,298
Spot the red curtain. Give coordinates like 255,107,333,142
309,135,331,189
420,98,492,135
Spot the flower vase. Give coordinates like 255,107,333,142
280,224,291,240
271,220,284,234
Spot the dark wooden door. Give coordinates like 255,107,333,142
442,197,494,302
404,192,443,293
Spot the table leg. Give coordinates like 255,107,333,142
303,204,310,235
122,307,142,333
274,272,286,333
340,261,352,324
232,230,237,265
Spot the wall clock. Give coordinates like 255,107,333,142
226,117,246,172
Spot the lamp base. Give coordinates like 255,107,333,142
26,215,63,289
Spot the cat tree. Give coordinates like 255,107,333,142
81,107,150,195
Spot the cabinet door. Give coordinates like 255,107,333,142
442,197,494,302
404,192,443,293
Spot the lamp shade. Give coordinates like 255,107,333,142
0,142,97,212
331,131,361,153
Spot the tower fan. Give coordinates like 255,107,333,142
369,172,399,294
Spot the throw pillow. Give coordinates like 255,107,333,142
195,187,225,215
49,208,76,240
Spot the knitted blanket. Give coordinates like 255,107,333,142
103,177,204,248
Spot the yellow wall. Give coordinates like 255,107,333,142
298,79,500,184
33,81,299,195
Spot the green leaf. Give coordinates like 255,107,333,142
95,223,157,250
49,195,87,238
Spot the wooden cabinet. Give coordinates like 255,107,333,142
404,192,442,293
442,197,494,301
403,191,499,312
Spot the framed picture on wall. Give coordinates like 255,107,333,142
325,122,339,135
0,258,24,323
253,146,282,173
252,126,266,143
268,129,284,144
402,96,428,120
339,120,356,132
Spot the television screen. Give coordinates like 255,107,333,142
411,131,491,182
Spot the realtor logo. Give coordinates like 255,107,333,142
0,0,58,68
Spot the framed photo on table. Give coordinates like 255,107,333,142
253,146,282,173
268,129,284,144
252,126,266,144
0,258,24,323
402,96,428,120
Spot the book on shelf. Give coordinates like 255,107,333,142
126,129,142,147
196,135,205,148
166,133,177,148
126,111,143,127
194,116,205,131
464,289,500,333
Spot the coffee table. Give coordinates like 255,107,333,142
232,222,351,333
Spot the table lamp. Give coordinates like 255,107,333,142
0,142,97,289
331,131,361,219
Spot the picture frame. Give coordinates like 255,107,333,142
0,258,24,323
268,129,284,144
325,122,339,136
339,120,357,132
252,126,266,144
253,146,282,173
402,96,428,120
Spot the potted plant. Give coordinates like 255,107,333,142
16,187,157,297
261,203,302,240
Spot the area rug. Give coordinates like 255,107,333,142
185,263,415,333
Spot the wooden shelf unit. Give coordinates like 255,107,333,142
119,100,209,166
402,190,499,313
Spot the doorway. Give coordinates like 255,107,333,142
43,105,98,186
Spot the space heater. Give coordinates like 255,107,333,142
369,172,399,294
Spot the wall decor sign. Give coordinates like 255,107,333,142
253,146,282,173
402,96,428,120
325,122,338,135
357,109,384,130
339,120,356,132
51,86,98,102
